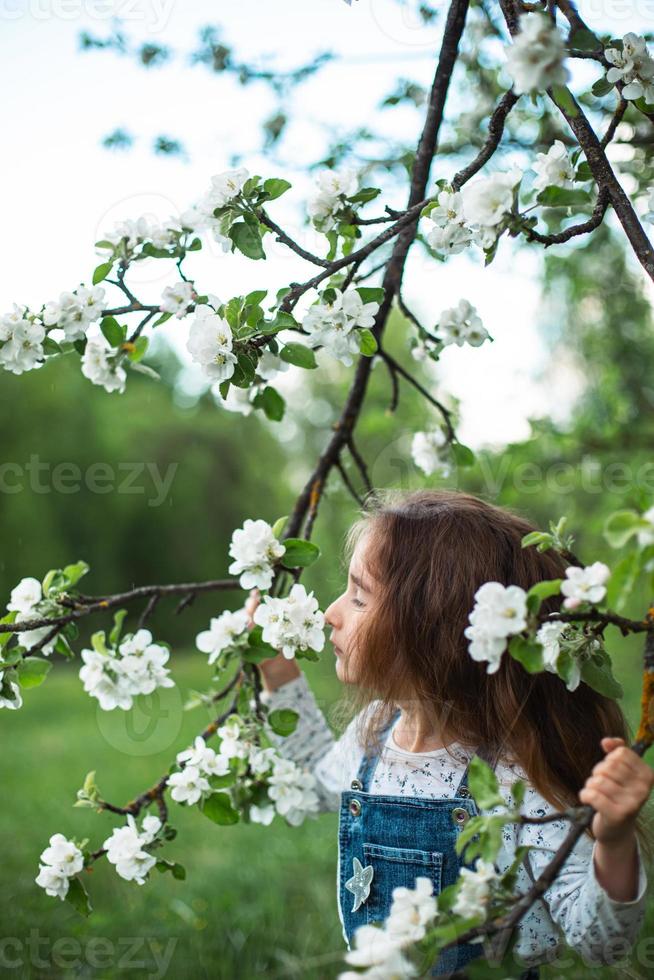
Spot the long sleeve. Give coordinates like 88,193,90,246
260,672,364,813
493,772,649,966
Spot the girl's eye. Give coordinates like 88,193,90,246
351,597,365,608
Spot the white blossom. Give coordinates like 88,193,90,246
257,348,290,381
216,716,249,760
8,577,42,614
35,833,84,900
160,282,195,318
186,304,237,383
532,140,576,193
228,518,286,590
535,620,580,691
505,13,569,95
302,288,379,367
78,629,174,710
464,581,529,673
411,429,451,478
266,756,320,826
43,286,107,340
0,318,45,375
308,169,358,231
249,803,275,825
437,299,490,348
81,338,126,394
452,859,500,920
196,607,249,665
425,188,474,256
253,582,325,660
560,562,610,610
386,877,438,945
207,168,250,208
0,680,23,710
176,736,231,777
100,216,179,253
341,924,415,974
168,765,211,806
605,33,654,103
462,168,522,229
102,813,161,884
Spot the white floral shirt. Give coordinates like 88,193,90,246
261,673,649,968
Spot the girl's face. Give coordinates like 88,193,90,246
324,532,376,684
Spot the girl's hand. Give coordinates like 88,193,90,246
579,737,654,846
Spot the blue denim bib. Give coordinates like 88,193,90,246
338,709,501,978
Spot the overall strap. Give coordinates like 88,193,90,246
454,741,502,798
355,708,401,792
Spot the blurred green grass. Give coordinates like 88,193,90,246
1,647,652,979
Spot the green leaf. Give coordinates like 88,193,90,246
358,329,378,356
575,162,593,182
155,859,186,880
91,630,109,656
268,708,299,737
551,84,578,118
569,27,599,51
356,287,385,305
43,337,62,355
253,385,285,422
63,560,90,587
279,343,317,369
521,530,553,551
246,289,268,306
468,756,504,809
280,538,321,569
603,509,643,549
348,187,381,205
580,658,623,700
229,222,266,260
16,656,52,689
109,609,128,647
451,443,475,468
242,625,278,664
200,792,240,825
606,552,641,612
526,578,563,614
271,515,288,539
54,634,74,660
262,178,292,201
128,336,149,363
0,611,17,650
92,261,113,286
100,317,126,348
508,635,544,674
65,876,92,917
592,76,614,98
536,186,591,207
153,311,172,327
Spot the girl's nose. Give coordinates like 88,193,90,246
324,599,340,628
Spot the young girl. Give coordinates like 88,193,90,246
251,489,652,977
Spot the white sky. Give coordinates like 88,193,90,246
1,0,652,448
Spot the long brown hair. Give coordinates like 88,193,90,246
339,487,653,854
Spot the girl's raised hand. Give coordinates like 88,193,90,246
579,737,654,845
245,587,261,630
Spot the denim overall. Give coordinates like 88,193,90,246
338,709,540,979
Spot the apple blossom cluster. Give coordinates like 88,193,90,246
7,576,59,656
97,214,187,259
464,563,611,679
307,169,357,232
409,298,490,365
179,167,249,248
302,287,380,366
339,877,438,979
504,12,569,95
78,628,174,710
604,33,654,104
228,518,287,590
253,582,325,660
35,834,85,901
103,813,163,884
411,428,452,479
169,722,320,827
